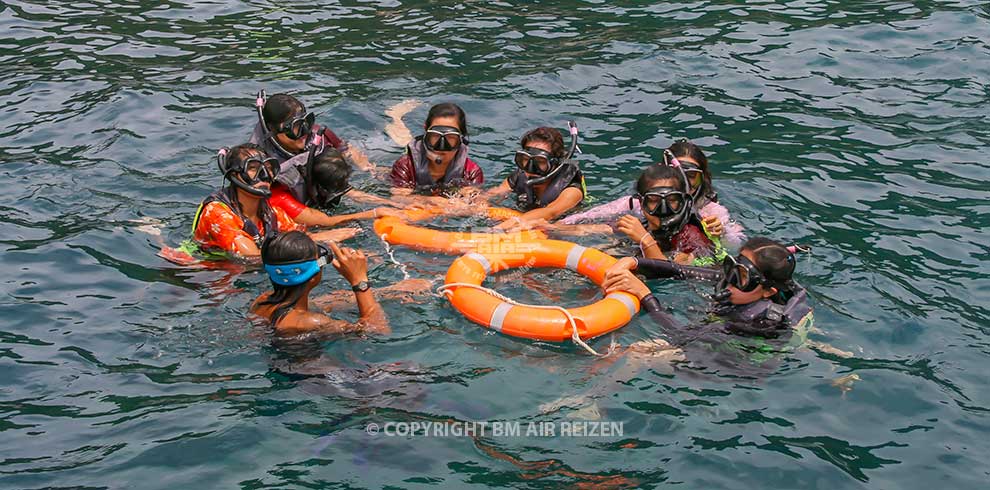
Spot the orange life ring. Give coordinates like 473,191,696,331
373,206,545,255
393,206,522,223
442,239,640,342
374,215,547,255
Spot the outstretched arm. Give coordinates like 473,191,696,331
602,270,683,330
607,256,723,281
384,99,421,147
493,187,583,231
348,189,395,207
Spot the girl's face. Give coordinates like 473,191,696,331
520,140,553,179
641,177,677,232
726,249,776,305
677,155,704,196
233,150,274,200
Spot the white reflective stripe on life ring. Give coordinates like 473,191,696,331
606,293,638,319
488,302,514,332
565,245,587,272
465,253,492,275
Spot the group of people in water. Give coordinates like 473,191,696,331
183,91,811,351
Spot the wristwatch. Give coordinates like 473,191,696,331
351,280,370,293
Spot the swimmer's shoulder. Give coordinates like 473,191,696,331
274,310,339,336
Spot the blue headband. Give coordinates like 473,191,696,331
264,257,326,286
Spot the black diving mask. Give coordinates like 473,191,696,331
635,186,689,218
514,147,559,176
424,125,463,152
719,254,769,293
315,184,353,209
276,111,316,140
239,155,280,186
218,149,280,198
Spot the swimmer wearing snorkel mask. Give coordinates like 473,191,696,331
388,102,484,199
192,143,357,259
487,124,586,230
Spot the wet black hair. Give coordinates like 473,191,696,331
741,237,797,303
635,162,688,195
668,139,715,203
263,94,307,130
425,102,468,136
520,127,567,159
312,148,352,192
258,231,319,326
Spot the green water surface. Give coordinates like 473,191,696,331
1,1,989,488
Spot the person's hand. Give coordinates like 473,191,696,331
617,214,650,243
443,199,476,217
605,257,638,280
673,252,694,265
310,227,360,243
513,217,557,232
372,207,402,219
455,186,483,203
385,99,422,120
602,270,652,300
327,242,369,286
702,216,724,237
494,216,530,232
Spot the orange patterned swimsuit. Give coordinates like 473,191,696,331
193,201,302,254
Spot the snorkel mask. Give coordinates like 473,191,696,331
256,89,316,141
713,246,800,303
217,147,280,198
276,111,315,140
424,125,465,152
681,161,704,200
264,243,333,286
629,149,692,235
717,254,770,293
515,146,559,176
518,121,580,186
317,185,352,209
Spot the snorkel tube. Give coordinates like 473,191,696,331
525,121,580,186
217,147,272,198
255,90,267,129
566,120,579,159
304,144,318,207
